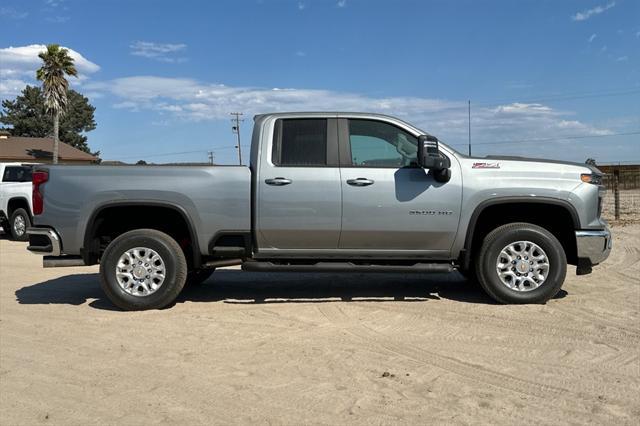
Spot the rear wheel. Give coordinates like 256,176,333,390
99,229,187,311
475,223,566,304
9,208,31,241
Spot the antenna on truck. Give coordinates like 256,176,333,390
230,112,244,165
468,100,472,156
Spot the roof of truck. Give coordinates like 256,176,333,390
253,112,407,120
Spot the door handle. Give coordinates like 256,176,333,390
347,178,374,187
265,177,292,186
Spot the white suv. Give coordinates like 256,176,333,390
0,163,35,241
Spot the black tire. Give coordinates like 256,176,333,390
9,208,31,241
475,222,567,304
186,268,214,286
99,229,187,311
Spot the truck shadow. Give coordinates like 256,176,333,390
15,270,568,310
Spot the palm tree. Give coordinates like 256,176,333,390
36,44,78,164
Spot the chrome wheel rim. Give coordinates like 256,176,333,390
496,240,550,292
13,215,26,236
115,247,166,297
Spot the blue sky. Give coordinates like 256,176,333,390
1,0,638,164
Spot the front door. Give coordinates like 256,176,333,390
256,117,342,252
338,118,462,255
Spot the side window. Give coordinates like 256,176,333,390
348,119,418,167
273,119,327,166
2,166,32,182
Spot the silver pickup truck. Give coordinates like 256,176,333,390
26,112,611,310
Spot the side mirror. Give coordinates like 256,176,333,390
417,135,450,170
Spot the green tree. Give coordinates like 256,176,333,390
36,44,78,164
0,85,97,154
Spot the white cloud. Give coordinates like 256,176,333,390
0,44,100,97
44,0,65,7
616,55,628,61
0,44,100,75
130,41,187,63
337,0,347,7
0,7,28,19
295,51,306,57
572,2,616,22
83,76,611,153
45,15,70,23
588,33,597,43
298,2,305,10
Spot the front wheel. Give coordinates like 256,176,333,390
99,229,187,311
475,223,567,304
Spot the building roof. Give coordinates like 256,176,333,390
0,136,97,162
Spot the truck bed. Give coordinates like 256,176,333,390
34,165,251,255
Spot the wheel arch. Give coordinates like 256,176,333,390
461,197,580,270
83,201,201,268
7,197,31,218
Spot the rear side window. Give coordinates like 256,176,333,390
2,166,32,182
272,119,327,166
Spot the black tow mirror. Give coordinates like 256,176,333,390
418,135,449,170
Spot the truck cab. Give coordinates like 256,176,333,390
251,113,462,259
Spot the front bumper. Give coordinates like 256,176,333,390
576,227,612,266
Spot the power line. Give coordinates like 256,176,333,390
123,144,251,159
133,149,209,159
431,87,640,113
449,131,640,147
473,87,640,108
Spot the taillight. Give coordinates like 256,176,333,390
32,171,48,215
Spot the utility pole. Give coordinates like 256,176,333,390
208,151,214,166
468,100,472,156
230,112,244,165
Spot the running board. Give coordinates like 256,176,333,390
43,255,86,268
241,261,453,273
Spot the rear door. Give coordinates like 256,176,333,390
338,118,462,255
255,117,342,253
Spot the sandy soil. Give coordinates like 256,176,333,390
1,226,639,425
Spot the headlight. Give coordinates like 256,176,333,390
581,173,603,186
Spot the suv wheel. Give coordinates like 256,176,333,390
9,208,31,241
475,223,567,304
100,229,187,311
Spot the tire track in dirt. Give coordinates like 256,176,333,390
317,304,569,400
370,302,639,345
550,227,639,336
329,306,638,396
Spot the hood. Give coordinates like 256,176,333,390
481,155,602,175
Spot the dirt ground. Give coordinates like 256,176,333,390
1,226,639,425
